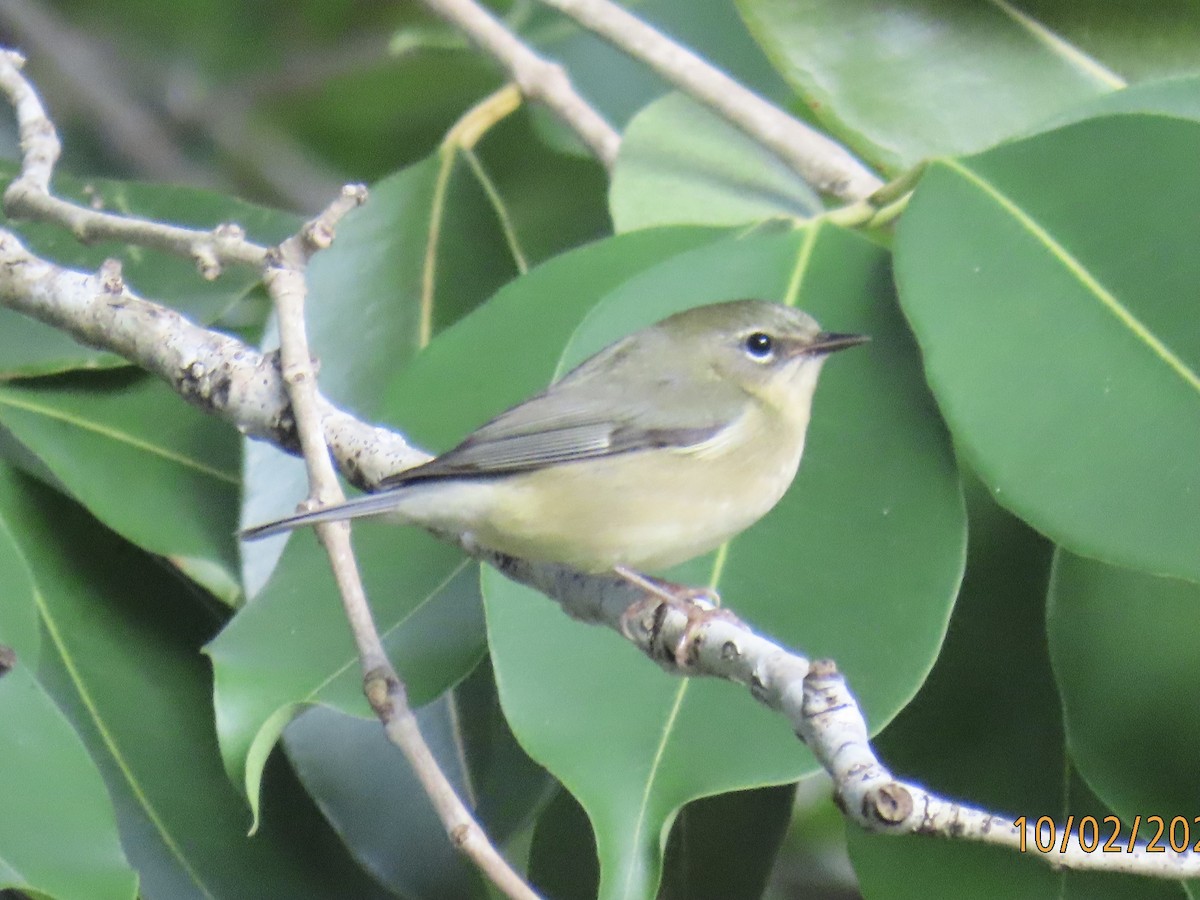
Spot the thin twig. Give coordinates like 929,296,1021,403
263,189,540,900
416,0,620,167
534,0,882,201
0,227,421,480
0,50,266,278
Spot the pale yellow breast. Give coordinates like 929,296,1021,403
401,401,810,573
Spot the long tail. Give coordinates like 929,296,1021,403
240,489,408,540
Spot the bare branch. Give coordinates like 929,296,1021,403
534,0,883,201
416,0,620,167
0,50,266,277
490,553,1200,880
262,188,540,900
0,227,422,477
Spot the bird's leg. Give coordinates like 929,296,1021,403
614,566,720,606
613,566,741,667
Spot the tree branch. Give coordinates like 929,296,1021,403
489,553,1200,878
534,0,882,201
261,190,540,900
415,0,621,167
0,50,265,278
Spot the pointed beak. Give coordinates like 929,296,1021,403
807,331,870,356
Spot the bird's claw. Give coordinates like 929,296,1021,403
614,568,741,668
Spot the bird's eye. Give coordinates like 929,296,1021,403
744,332,773,359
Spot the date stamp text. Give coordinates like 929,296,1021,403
1015,816,1200,854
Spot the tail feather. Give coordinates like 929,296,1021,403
240,490,407,540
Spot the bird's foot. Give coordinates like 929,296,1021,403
613,566,741,667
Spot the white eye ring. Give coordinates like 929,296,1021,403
744,331,774,360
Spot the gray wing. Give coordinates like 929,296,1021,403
381,334,749,486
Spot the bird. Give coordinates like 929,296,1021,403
243,299,866,616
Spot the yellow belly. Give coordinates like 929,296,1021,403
391,405,808,572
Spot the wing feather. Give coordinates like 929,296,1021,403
383,330,751,486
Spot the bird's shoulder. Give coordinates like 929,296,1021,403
382,333,751,483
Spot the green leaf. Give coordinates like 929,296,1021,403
529,789,601,900
303,152,517,407
658,784,796,900
736,0,1200,172
0,504,137,900
1049,74,1200,127
0,163,299,378
610,92,822,232
0,371,241,602
1048,551,1200,824
0,467,391,899
472,108,611,269
485,224,965,898
223,226,726,818
895,114,1200,584
847,473,1062,897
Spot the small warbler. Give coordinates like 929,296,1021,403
243,300,866,588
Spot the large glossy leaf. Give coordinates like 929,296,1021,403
736,0,1200,172
303,152,517,407
485,224,965,898
657,784,796,900
847,474,1062,897
0,494,137,900
895,114,1200,584
1049,74,1200,127
0,163,299,378
221,226,727,815
0,371,241,602
610,92,822,232
0,467,391,899
1048,551,1200,827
